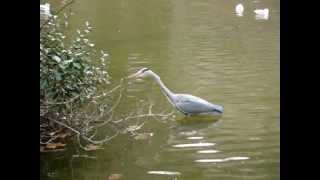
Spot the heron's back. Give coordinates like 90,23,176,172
173,94,223,115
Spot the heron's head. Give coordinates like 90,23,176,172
128,68,153,79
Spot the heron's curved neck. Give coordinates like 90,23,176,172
150,71,175,104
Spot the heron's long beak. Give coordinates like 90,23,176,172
127,72,140,79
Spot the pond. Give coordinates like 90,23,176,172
40,0,279,179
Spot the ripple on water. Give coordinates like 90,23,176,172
195,159,226,163
173,142,215,148
179,130,197,136
197,149,219,154
147,171,181,176
195,156,250,163
187,136,204,140
225,157,250,161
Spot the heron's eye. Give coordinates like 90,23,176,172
141,68,149,73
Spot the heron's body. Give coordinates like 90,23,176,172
173,94,223,116
129,68,224,116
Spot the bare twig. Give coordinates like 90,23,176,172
41,76,174,150
48,117,81,135
88,129,98,139
89,111,114,130
88,131,119,144
48,117,119,145
42,94,80,105
77,134,86,150
40,135,60,145
100,78,125,115
148,103,154,114
113,103,174,123
92,80,123,99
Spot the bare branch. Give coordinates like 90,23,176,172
48,117,119,145
105,86,124,114
89,111,114,130
42,94,80,105
88,129,98,139
113,103,174,123
40,135,60,145
77,134,86,150
92,79,124,99
88,131,119,144
41,77,174,150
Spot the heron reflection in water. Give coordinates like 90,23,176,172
128,68,224,118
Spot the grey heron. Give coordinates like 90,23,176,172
128,68,224,116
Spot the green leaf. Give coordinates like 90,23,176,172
40,80,48,89
73,63,81,69
52,55,61,63
58,64,66,70
55,72,62,81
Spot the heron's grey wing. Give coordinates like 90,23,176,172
174,94,215,114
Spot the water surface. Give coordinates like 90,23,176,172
41,0,280,179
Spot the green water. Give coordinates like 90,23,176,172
40,0,280,179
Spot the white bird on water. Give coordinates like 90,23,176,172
235,3,244,17
254,8,269,20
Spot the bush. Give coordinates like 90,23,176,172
40,6,173,152
40,15,109,109
40,12,114,151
